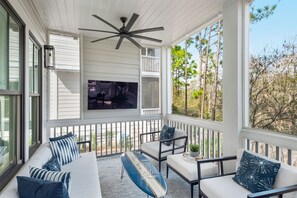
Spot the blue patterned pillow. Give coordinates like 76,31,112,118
49,133,73,142
17,176,69,198
233,151,281,193
42,156,61,171
49,134,80,165
29,167,71,193
160,125,175,146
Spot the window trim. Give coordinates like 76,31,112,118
0,0,25,191
28,32,42,157
140,46,161,115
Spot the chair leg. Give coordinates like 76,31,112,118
159,161,161,172
191,184,193,198
166,165,169,178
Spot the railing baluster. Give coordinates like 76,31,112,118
276,146,280,161
217,132,221,158
124,122,127,152
212,130,215,158
95,124,97,156
133,121,136,151
110,123,113,155
208,129,211,159
288,149,292,165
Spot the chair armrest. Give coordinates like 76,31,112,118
159,135,187,144
247,184,297,198
197,155,237,182
158,135,188,158
140,131,161,144
77,140,91,152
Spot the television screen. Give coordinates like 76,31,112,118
88,80,138,110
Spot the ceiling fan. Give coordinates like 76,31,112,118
78,13,164,49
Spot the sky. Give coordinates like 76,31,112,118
178,0,297,60
250,0,297,54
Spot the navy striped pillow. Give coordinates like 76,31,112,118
49,135,80,165
29,167,71,193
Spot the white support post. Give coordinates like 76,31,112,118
161,46,172,120
222,0,244,156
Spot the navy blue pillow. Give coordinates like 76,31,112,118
233,151,281,193
49,132,73,141
17,176,69,198
42,156,61,171
160,125,175,146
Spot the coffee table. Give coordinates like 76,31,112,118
121,151,167,197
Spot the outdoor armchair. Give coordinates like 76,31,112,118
140,129,188,171
197,149,297,198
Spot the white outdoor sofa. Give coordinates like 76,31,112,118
0,142,102,198
198,149,297,198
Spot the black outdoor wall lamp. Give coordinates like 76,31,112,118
44,45,55,69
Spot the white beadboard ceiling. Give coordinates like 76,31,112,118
31,0,224,46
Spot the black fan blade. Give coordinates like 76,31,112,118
124,13,139,32
91,35,119,43
92,14,121,32
130,35,162,43
78,28,118,34
126,37,143,49
115,37,124,49
129,27,164,34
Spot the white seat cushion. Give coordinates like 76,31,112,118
167,154,218,181
141,141,184,159
62,151,101,198
200,175,251,198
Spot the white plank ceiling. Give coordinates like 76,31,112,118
31,0,224,46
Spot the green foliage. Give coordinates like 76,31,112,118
190,144,200,152
249,42,297,135
250,2,278,23
172,20,223,121
120,135,133,151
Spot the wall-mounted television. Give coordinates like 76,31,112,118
88,80,138,110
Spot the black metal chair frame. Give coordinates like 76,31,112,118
77,140,92,152
139,131,188,171
166,162,198,198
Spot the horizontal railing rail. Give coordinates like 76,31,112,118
141,56,160,72
46,116,163,157
165,114,223,159
241,128,297,167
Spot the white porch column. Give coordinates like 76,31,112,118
161,46,172,119
222,0,244,156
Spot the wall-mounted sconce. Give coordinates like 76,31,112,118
44,45,55,69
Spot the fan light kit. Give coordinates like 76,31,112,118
79,13,164,49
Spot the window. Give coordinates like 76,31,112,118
28,34,41,155
49,34,80,120
142,77,159,109
140,47,161,115
249,0,297,135
171,20,223,121
0,0,24,190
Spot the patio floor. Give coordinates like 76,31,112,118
97,155,197,198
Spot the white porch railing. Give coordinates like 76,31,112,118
46,116,163,157
141,57,160,72
141,108,161,115
241,128,297,167
46,115,296,166
165,114,223,159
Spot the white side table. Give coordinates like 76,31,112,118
166,153,218,198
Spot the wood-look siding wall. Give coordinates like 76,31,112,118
82,37,141,119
